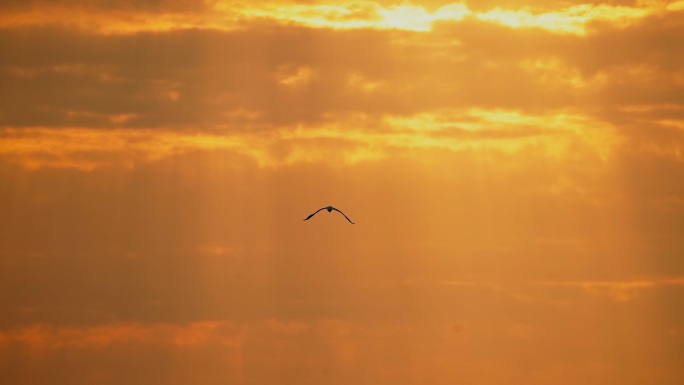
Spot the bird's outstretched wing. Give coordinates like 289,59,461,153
332,207,355,224
304,207,327,221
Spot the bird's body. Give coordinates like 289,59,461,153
304,205,355,224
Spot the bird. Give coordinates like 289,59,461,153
304,205,355,224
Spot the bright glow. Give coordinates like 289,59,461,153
377,5,434,31
0,1,674,34
477,4,651,34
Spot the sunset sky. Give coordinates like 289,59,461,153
1,0,684,384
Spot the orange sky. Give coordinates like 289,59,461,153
1,1,684,384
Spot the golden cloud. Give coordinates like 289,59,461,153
0,318,372,350
0,109,619,170
0,1,678,35
534,277,684,302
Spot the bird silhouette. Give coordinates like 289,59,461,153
304,206,355,224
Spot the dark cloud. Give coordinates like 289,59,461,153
0,26,394,128
0,23,571,127
579,10,684,75
1,9,682,129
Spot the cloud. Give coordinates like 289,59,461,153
277,64,317,87
0,1,678,35
533,277,684,302
1,307,681,385
0,127,268,170
0,108,618,170
0,21,664,138
2,11,681,134
387,276,684,304
0,321,236,349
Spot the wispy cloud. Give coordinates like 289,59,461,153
0,321,237,349
0,127,267,170
0,109,617,169
392,276,684,303
0,318,374,351
533,277,684,301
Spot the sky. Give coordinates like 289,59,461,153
1,0,684,384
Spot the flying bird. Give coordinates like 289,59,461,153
304,206,355,224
